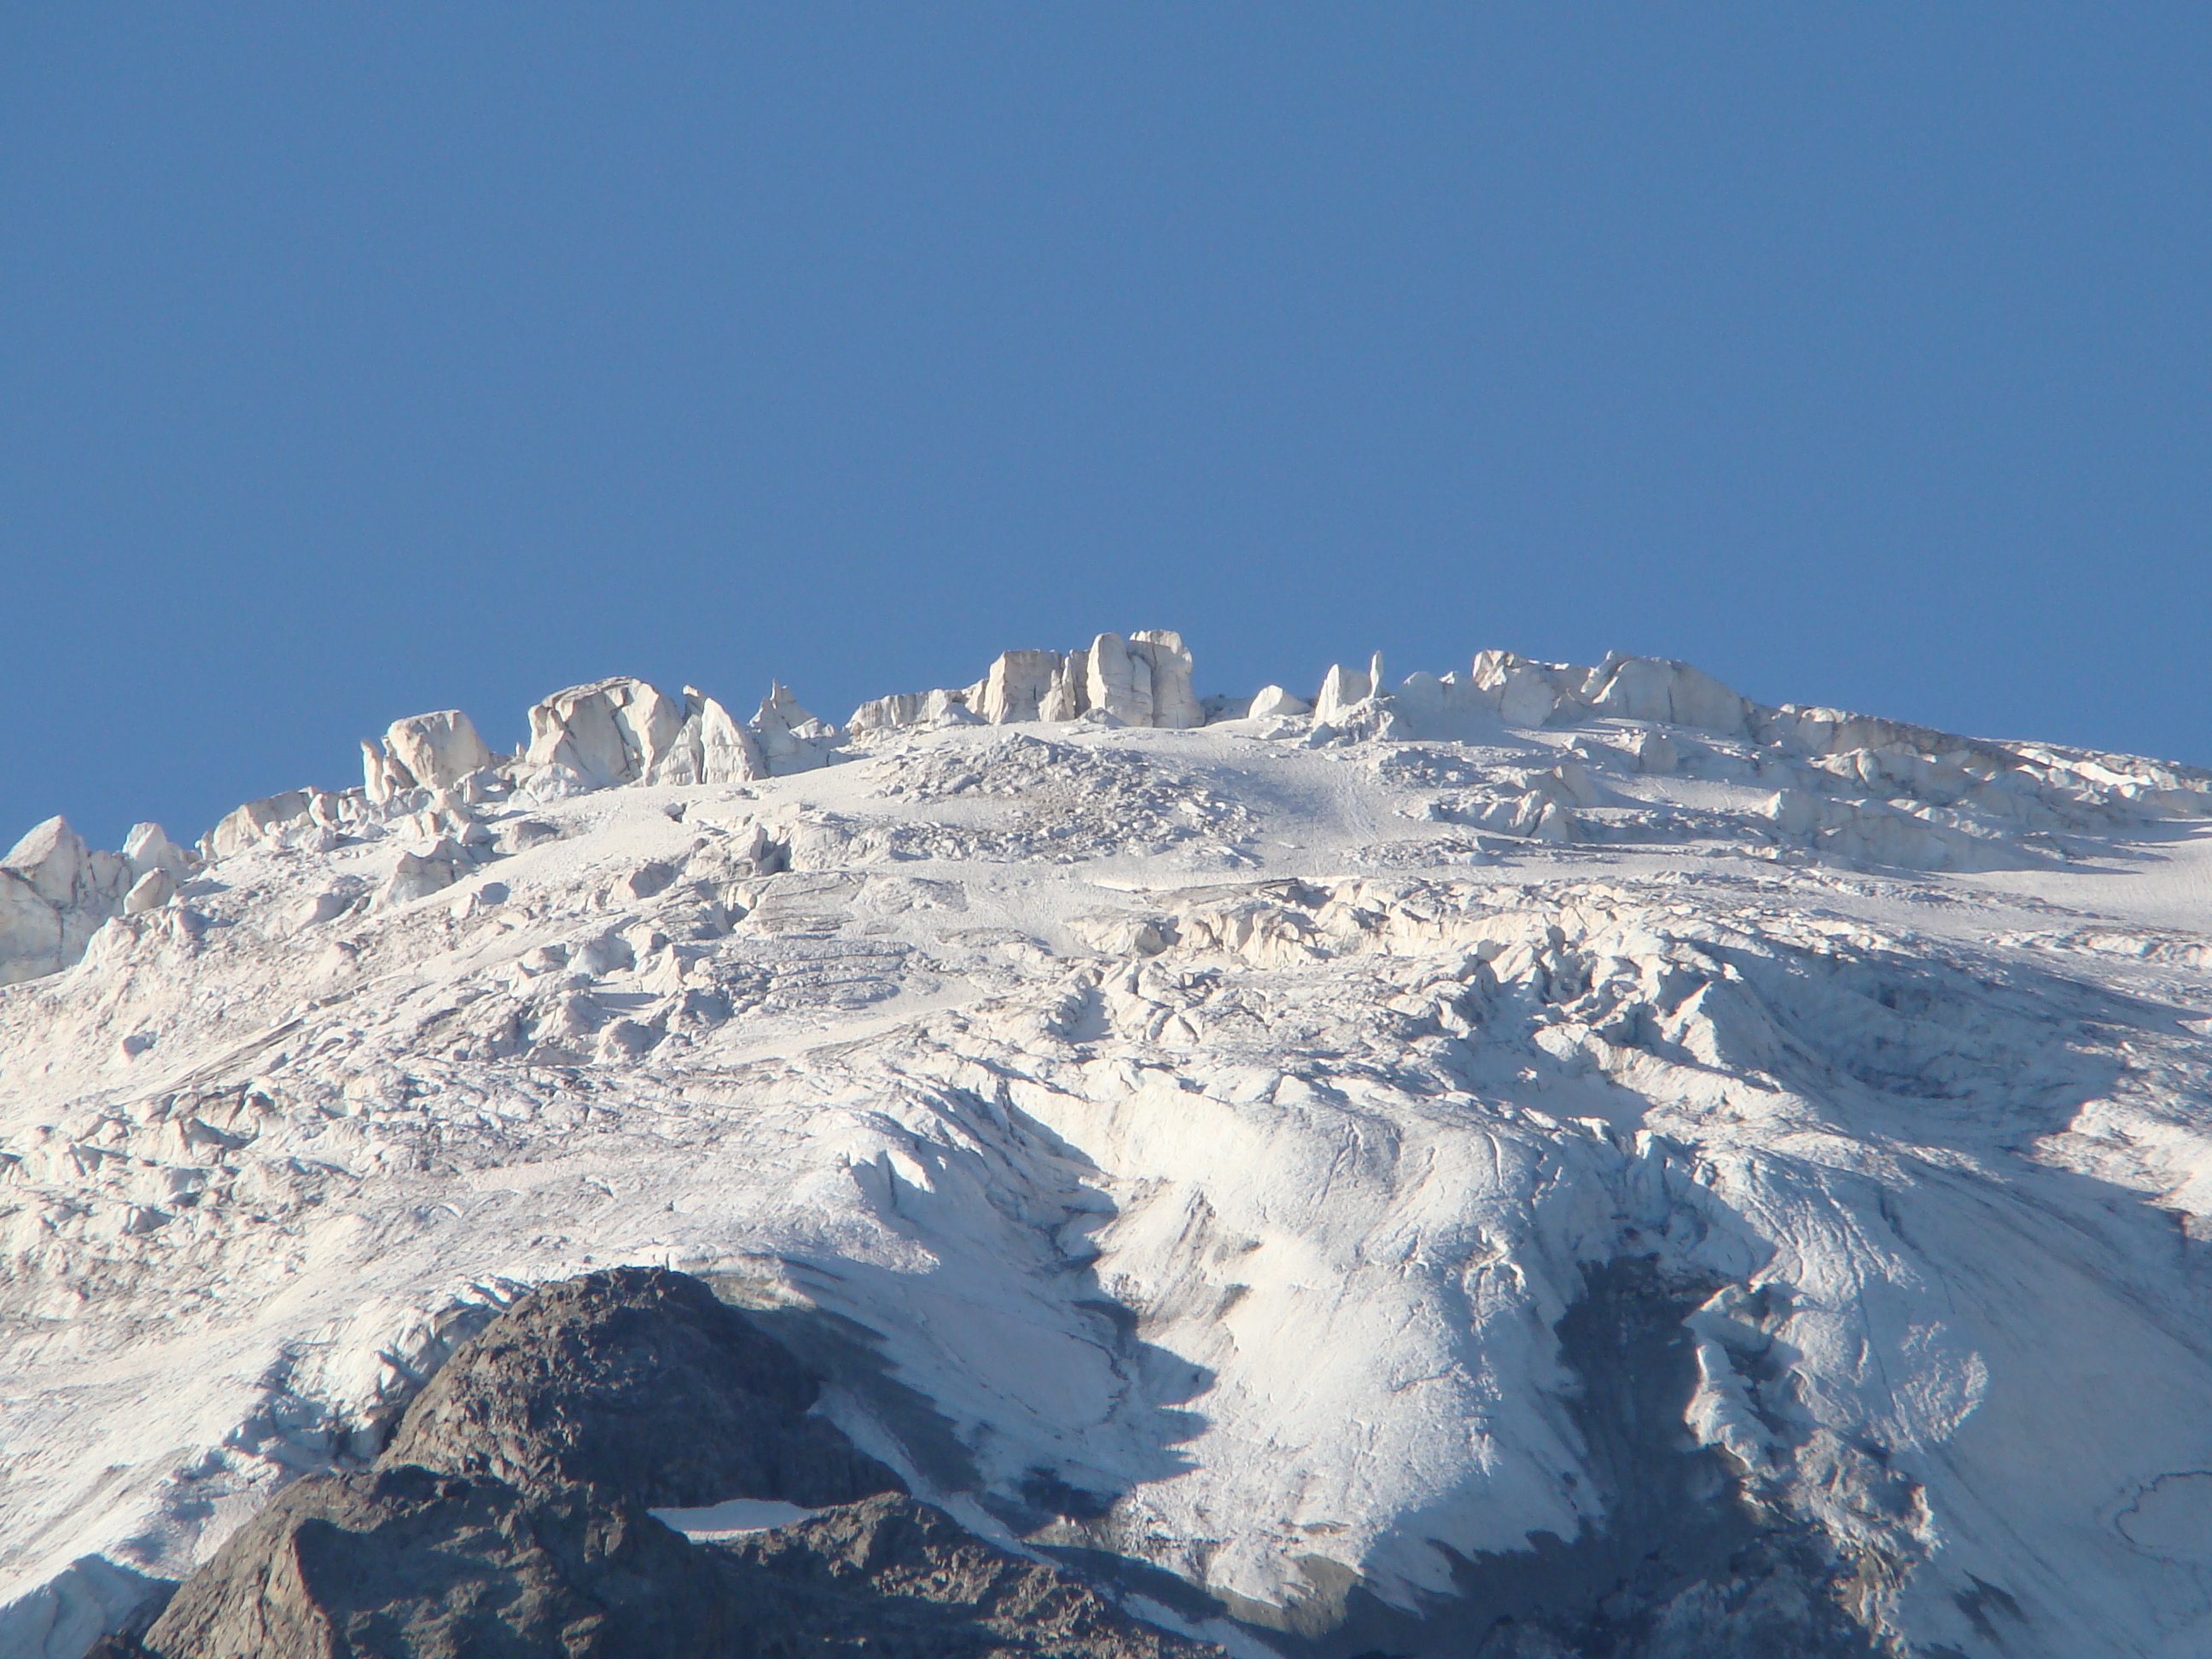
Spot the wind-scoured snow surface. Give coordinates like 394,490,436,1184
4,642,2212,1657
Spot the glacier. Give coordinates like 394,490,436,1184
3,633,2211,1656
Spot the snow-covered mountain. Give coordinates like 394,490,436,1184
4,632,2211,1657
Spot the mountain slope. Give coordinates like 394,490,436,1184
4,637,2211,1658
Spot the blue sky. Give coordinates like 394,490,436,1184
4,7,2209,849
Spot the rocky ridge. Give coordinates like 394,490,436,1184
91,1267,1202,1659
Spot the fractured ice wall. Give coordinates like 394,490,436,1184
1262,647,1755,742
0,818,192,987
518,677,842,795
9,630,2210,988
1271,644,2212,870
849,630,1202,732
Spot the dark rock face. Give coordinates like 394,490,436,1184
104,1464,728,1659
379,1266,904,1507
100,1484,1216,1659
714,1493,1216,1659
91,1269,1219,1659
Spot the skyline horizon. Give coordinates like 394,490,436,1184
8,8,2209,848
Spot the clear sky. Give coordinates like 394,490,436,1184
4,7,2209,850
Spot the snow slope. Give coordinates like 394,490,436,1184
4,640,2212,1656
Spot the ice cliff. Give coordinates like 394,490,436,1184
3,632,2212,1658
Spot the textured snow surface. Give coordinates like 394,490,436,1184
4,644,2212,1656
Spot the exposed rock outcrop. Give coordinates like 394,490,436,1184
717,1493,1218,1659
91,1270,1211,1659
97,1481,1220,1659
97,1467,728,1659
378,1266,903,1508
